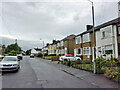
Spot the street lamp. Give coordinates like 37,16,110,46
40,38,44,58
87,0,96,74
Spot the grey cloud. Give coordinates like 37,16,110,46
1,1,118,50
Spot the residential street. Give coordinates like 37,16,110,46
2,56,119,88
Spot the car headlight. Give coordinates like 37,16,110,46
13,64,18,66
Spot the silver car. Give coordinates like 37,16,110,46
0,56,20,72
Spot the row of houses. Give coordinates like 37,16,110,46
42,17,120,61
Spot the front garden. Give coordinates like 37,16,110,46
61,56,120,82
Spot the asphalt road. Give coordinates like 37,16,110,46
1,56,119,88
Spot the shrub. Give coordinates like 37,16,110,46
81,60,91,64
96,57,105,74
104,67,120,82
8,50,17,56
105,56,118,67
37,53,43,57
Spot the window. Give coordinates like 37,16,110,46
101,26,112,39
102,31,105,38
83,47,91,55
98,47,101,53
56,49,59,54
76,36,81,44
118,27,120,35
83,33,90,43
76,48,82,55
60,41,64,46
65,48,67,55
105,45,113,54
60,49,64,54
57,43,60,47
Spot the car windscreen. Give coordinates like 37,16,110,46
2,57,17,61
65,55,74,57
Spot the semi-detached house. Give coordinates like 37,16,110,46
56,34,76,56
74,25,95,61
74,18,120,62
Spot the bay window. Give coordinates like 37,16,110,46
105,45,113,54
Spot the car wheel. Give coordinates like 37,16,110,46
64,59,68,61
16,66,20,72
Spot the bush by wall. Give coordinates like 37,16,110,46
104,67,120,82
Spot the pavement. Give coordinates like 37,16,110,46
1,56,119,89
37,58,119,88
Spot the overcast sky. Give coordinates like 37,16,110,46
0,0,119,50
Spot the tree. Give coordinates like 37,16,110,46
8,50,17,56
5,43,21,54
26,49,31,55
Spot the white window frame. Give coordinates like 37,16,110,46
83,47,91,55
60,41,64,46
105,45,113,54
76,36,81,44
101,25,112,39
83,33,90,43
60,49,64,54
65,48,67,55
57,43,60,47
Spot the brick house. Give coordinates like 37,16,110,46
56,34,76,56
74,25,95,61
48,40,58,55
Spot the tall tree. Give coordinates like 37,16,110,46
5,43,21,54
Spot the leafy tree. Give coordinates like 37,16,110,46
37,53,43,57
8,50,17,56
26,49,31,55
5,43,21,54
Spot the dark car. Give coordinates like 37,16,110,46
17,54,23,60
30,54,34,58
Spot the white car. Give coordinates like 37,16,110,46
59,54,81,61
0,56,20,72
0,55,4,60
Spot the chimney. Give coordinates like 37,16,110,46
53,40,56,43
86,25,93,31
46,43,49,46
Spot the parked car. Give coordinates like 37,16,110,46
0,55,4,60
30,54,34,58
59,54,81,61
0,56,21,72
17,54,23,60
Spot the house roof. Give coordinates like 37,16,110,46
76,17,120,37
61,34,76,41
34,48,42,51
